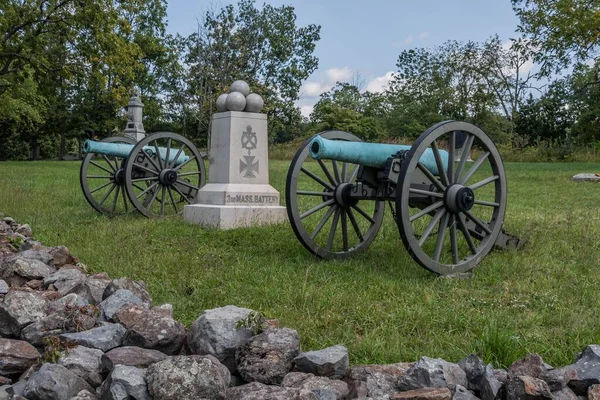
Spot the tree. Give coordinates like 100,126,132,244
512,0,600,77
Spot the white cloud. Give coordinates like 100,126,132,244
365,71,396,93
300,105,314,118
419,32,430,40
402,33,413,46
301,81,330,97
325,67,352,83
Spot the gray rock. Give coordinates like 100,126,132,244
458,354,487,391
99,290,144,322
224,381,317,400
589,384,600,399
0,290,47,337
15,224,32,237
493,368,508,384
508,354,546,379
118,306,186,355
0,338,40,375
146,355,230,400
24,363,94,400
293,345,349,380
65,278,110,305
398,357,467,391
572,173,600,182
6,257,56,280
60,323,126,352
58,346,106,388
236,328,300,385
0,280,7,295
282,372,349,399
480,365,503,400
0,385,10,400
69,390,99,400
552,386,578,400
7,377,27,397
49,246,77,267
505,375,552,399
543,366,577,391
343,363,413,399
389,388,452,399
568,345,600,395
98,365,150,400
187,305,254,372
151,303,173,317
44,268,86,290
452,384,479,400
102,278,151,304
101,346,168,371
20,249,53,265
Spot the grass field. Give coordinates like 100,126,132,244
1,159,600,368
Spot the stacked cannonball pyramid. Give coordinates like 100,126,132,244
216,80,265,113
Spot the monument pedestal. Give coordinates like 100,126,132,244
183,111,287,229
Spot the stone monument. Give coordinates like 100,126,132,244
183,81,287,229
124,89,145,142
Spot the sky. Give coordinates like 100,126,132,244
166,0,522,117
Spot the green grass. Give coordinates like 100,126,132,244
1,160,600,368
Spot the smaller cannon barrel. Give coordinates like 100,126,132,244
308,136,448,175
83,140,190,166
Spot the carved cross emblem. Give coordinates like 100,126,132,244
241,126,257,155
240,155,259,178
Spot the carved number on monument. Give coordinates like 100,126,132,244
240,125,258,178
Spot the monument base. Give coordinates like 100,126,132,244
183,204,287,230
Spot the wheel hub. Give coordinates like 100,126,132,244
334,183,358,209
159,169,178,185
114,169,125,185
444,184,475,213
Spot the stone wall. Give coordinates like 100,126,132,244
0,214,598,400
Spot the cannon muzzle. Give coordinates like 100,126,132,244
83,140,190,166
308,136,448,175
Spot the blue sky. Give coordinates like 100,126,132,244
167,0,522,116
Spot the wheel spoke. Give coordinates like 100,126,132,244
86,175,113,179
168,143,186,169
164,138,172,171
455,134,474,180
89,160,115,175
457,213,477,254
341,163,348,183
301,167,335,191
474,199,500,207
131,176,158,183
297,190,334,197
142,150,162,174
347,164,359,183
417,163,445,191
167,186,178,213
300,199,335,219
98,183,117,207
449,214,459,264
178,171,202,177
136,181,159,199
160,186,166,216
173,155,197,172
145,184,161,210
90,181,114,194
431,141,450,187
326,208,341,251
172,183,193,204
175,179,201,192
121,184,129,212
409,201,444,222
459,152,490,185
347,208,364,242
341,210,349,251
153,143,164,170
464,210,492,234
448,131,455,184
331,160,341,184
418,208,446,246
310,205,336,240
317,160,336,186
111,186,120,214
433,212,450,262
351,205,375,224
409,188,444,199
469,175,499,191
133,162,159,176
101,155,117,172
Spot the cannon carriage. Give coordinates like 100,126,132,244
80,132,206,217
285,120,519,275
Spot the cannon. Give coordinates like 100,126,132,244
80,132,206,217
285,120,520,275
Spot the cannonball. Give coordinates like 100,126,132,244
230,80,250,97
216,93,229,112
225,91,247,112
244,93,264,113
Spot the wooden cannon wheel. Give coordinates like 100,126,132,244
79,136,138,216
395,121,507,275
123,132,206,217
285,131,385,259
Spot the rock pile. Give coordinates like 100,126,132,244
1,214,599,399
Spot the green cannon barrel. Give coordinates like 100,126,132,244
308,136,448,176
83,140,189,166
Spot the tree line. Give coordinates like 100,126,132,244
0,0,598,160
